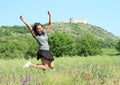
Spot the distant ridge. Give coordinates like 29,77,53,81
50,22,119,42
0,22,119,43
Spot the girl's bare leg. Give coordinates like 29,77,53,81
48,60,54,69
30,57,49,70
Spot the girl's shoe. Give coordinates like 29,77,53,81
23,61,31,68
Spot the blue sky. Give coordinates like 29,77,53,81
0,0,120,36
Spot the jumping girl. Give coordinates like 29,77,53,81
20,11,54,70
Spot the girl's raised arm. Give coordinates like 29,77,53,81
20,16,34,35
47,11,52,32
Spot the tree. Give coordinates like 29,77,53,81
116,40,120,54
76,34,102,56
0,38,29,59
49,32,76,57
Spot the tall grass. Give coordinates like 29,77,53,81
0,56,120,85
102,48,119,56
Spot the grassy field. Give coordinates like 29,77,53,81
102,48,119,56
0,56,120,85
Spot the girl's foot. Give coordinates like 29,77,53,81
23,61,31,68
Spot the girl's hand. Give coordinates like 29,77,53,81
48,11,51,16
20,16,24,21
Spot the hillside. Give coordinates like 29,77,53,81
50,22,119,42
0,23,119,42
0,23,119,58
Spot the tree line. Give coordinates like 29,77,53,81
0,25,119,59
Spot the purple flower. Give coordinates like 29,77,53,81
20,75,26,85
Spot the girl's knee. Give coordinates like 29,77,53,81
49,64,54,69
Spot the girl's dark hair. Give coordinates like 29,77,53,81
33,23,45,35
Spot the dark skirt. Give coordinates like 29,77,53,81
37,50,54,61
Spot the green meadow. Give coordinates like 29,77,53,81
0,56,120,85
0,24,120,85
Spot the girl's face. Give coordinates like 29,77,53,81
36,25,43,34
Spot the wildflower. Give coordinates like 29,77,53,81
85,75,91,79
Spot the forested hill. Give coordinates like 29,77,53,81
50,23,119,42
0,22,119,42
0,23,119,58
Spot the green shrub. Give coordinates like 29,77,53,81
76,34,102,56
0,38,29,59
49,32,76,57
116,40,120,54
25,38,38,59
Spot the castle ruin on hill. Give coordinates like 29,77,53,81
70,18,87,24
